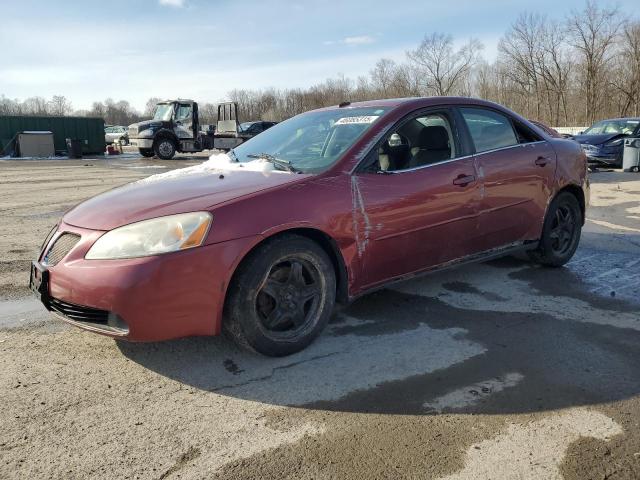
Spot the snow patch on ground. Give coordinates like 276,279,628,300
392,255,640,331
212,323,485,405
438,408,622,480
424,373,524,413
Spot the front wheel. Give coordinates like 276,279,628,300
224,235,336,356
529,192,582,267
153,138,176,160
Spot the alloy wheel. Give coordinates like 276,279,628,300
549,204,576,255
255,258,323,339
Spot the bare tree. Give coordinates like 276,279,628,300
567,1,621,123
88,101,105,119
612,21,640,116
22,96,49,116
407,33,483,96
144,97,162,117
0,95,21,115
48,95,72,116
198,102,218,125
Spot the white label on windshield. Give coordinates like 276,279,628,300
334,116,380,125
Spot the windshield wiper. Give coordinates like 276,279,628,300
247,153,300,173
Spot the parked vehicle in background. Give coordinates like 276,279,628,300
571,117,640,167
104,125,129,145
128,100,269,159
31,97,589,356
239,121,278,135
530,120,562,138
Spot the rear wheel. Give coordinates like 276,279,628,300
154,138,176,160
529,192,582,267
139,148,154,158
224,235,336,356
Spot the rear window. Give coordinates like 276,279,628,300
461,108,518,153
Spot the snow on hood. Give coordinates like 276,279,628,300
136,152,285,184
62,152,302,230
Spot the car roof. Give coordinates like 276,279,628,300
313,96,517,113
594,117,640,122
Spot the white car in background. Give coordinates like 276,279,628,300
104,125,129,145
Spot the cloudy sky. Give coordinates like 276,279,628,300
0,0,633,111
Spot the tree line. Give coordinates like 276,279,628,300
1,2,638,128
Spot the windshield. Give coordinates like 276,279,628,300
153,104,174,122
239,122,255,132
232,107,389,173
584,119,639,135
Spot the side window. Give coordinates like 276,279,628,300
176,104,192,122
376,112,457,172
513,121,542,143
460,108,518,153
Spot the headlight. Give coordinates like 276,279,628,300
86,212,212,260
138,129,154,138
604,138,623,147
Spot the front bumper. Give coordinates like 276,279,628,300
130,138,153,149
34,221,259,341
580,145,620,165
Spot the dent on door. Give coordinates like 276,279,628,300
474,142,557,250
351,158,481,290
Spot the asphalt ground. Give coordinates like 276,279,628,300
1,155,639,479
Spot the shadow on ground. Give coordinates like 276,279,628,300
118,251,640,416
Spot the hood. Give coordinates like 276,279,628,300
63,159,308,230
572,133,622,145
129,119,170,134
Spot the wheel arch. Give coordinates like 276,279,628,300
224,228,350,311
555,184,586,225
153,129,178,146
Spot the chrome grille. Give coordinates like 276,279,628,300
43,233,80,266
128,125,139,137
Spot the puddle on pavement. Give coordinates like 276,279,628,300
0,297,51,329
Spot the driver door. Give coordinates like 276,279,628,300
352,109,482,289
174,103,194,139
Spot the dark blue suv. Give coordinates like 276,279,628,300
572,118,640,167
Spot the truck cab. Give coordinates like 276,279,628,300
129,100,206,159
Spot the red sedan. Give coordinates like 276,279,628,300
30,97,589,356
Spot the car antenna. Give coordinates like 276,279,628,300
338,101,351,108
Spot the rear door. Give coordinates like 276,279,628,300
458,107,557,251
352,108,482,289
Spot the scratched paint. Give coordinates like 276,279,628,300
350,176,372,258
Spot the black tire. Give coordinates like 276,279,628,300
529,192,582,267
139,148,154,158
224,235,336,356
153,137,176,160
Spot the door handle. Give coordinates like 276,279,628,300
535,156,550,167
453,174,476,187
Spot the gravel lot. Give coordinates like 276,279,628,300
1,156,639,479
